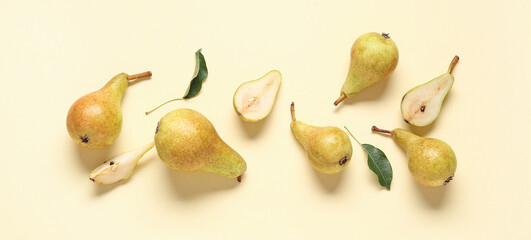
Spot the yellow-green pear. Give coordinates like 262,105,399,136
66,71,152,148
233,70,282,122
401,56,459,126
155,109,246,181
290,102,352,174
372,126,456,187
334,32,399,106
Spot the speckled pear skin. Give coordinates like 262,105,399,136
392,129,456,187
342,32,399,98
290,121,353,174
66,73,128,148
154,109,246,179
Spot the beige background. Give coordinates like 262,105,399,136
1,0,530,239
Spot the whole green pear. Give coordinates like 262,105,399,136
66,71,152,148
290,102,352,174
334,32,399,105
372,126,456,186
155,109,247,180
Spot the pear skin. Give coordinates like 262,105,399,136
66,72,152,148
401,56,459,126
372,126,456,187
155,109,246,180
290,102,352,174
334,32,399,105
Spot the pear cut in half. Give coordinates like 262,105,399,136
401,56,459,127
233,70,282,122
89,141,155,184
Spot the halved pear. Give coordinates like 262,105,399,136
233,70,282,122
89,141,155,184
401,56,459,127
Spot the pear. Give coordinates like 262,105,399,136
371,126,456,187
401,56,459,126
154,109,246,181
66,71,152,148
89,141,155,184
233,70,282,122
334,32,399,106
290,102,352,174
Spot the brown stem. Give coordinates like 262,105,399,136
237,175,242,182
447,56,459,74
371,126,394,135
290,102,296,122
382,33,390,39
334,92,346,106
127,71,152,81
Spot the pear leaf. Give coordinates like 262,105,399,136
145,49,209,115
183,49,208,99
343,126,393,190
362,144,393,190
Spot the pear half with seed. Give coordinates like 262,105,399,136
233,70,282,122
401,56,459,126
89,141,155,184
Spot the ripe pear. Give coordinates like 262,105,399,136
290,102,352,174
401,56,459,126
372,126,456,187
334,32,399,106
155,109,246,181
233,70,282,122
66,71,152,148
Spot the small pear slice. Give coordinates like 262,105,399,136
89,141,155,184
233,70,282,122
401,56,459,126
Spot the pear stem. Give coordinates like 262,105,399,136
127,71,152,81
447,55,459,74
145,98,185,115
290,102,296,122
371,126,394,135
334,92,346,106
343,126,362,147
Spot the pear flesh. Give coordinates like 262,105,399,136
401,56,459,126
155,109,247,180
89,141,155,184
233,70,282,122
334,32,399,105
372,126,456,187
66,71,152,148
290,102,353,174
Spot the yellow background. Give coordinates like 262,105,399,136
1,0,530,239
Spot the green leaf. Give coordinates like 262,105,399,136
343,126,393,190
183,49,208,99
362,144,393,190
